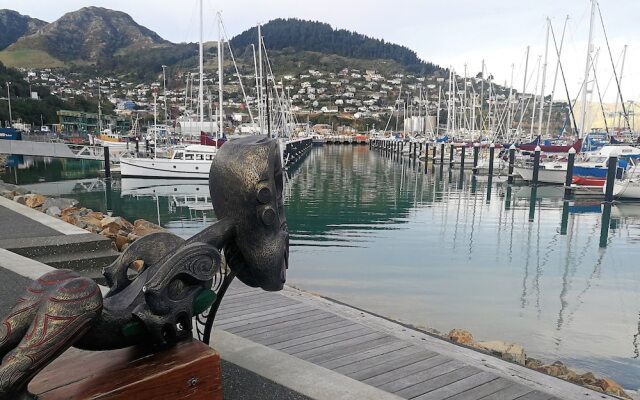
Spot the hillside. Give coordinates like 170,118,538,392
0,10,46,51
231,19,442,75
0,7,169,68
0,62,111,126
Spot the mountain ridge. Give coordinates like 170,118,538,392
2,7,169,66
0,8,441,79
0,10,47,51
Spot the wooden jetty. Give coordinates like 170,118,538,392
216,281,617,400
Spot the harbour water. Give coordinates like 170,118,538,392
2,147,639,389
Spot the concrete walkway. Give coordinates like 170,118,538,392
0,197,119,274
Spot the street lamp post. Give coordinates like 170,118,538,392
6,82,12,128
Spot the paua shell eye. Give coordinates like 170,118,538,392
261,208,276,226
257,187,272,204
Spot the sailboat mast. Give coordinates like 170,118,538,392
217,13,224,140
97,82,102,134
546,16,569,136
479,60,485,132
506,63,514,138
258,24,264,134
537,19,550,138
436,85,441,136
153,92,157,159
579,0,597,137
529,56,541,140
518,46,530,136
198,0,204,132
614,45,627,130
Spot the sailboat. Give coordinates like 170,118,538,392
121,1,222,178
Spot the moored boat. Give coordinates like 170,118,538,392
120,145,216,178
607,178,640,200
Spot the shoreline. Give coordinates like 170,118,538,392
0,178,636,399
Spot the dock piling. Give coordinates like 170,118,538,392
412,143,417,165
440,143,445,165
531,145,541,186
604,150,618,203
472,143,479,175
488,143,495,176
460,146,465,170
449,144,455,168
564,147,576,199
424,143,429,174
103,146,111,180
507,144,516,183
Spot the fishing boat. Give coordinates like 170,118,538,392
89,129,132,148
120,145,216,178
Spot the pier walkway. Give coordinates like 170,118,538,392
0,140,113,160
214,281,617,400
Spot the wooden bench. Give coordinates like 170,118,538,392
30,339,223,399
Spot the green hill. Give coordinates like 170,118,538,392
231,18,441,75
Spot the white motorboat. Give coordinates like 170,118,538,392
608,178,640,200
120,144,216,178
514,161,567,184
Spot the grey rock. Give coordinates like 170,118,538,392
13,195,26,205
42,197,79,213
476,340,526,365
75,221,88,229
45,206,62,217
0,190,16,200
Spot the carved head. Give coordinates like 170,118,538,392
209,135,289,291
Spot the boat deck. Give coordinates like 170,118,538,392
216,282,615,400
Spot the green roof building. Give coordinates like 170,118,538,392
56,110,131,135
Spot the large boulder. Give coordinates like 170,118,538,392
45,206,62,217
448,329,474,345
42,197,79,213
0,182,30,195
599,378,631,399
101,216,134,233
476,341,526,365
132,219,165,237
114,234,129,251
15,193,45,208
0,190,16,200
78,215,103,230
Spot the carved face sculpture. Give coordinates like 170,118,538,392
209,135,289,291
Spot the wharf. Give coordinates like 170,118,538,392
214,281,619,400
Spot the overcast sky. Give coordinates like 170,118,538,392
2,0,639,102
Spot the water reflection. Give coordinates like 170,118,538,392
283,146,640,389
4,147,640,389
